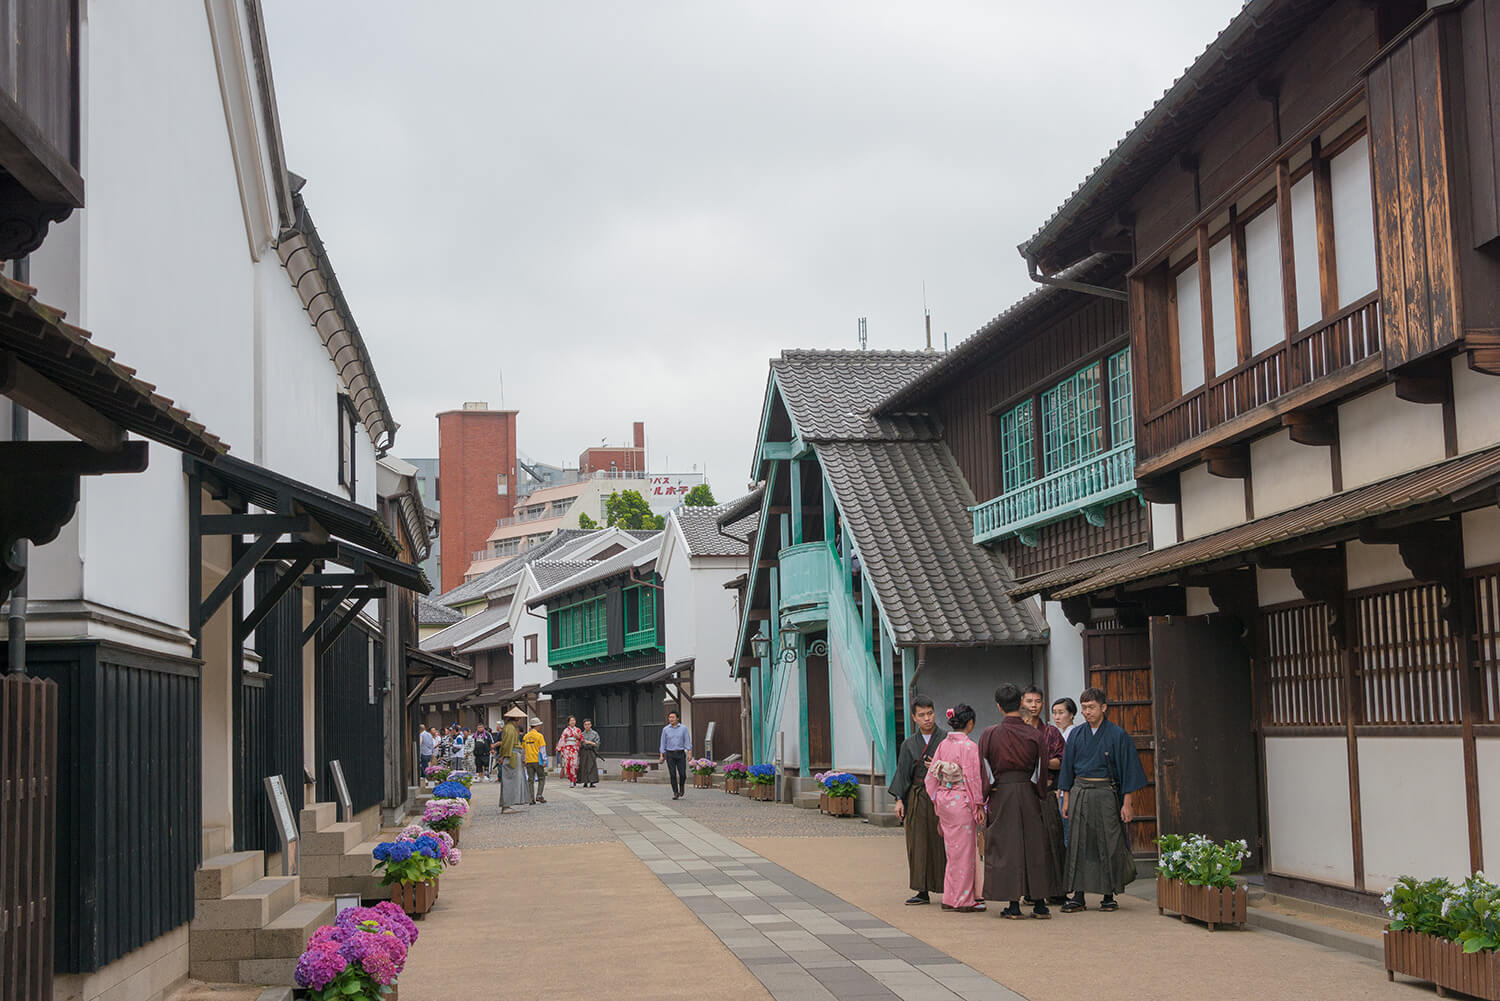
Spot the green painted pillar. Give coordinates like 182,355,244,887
822,477,836,545
750,655,763,765
796,632,810,774
790,459,803,545
900,647,917,744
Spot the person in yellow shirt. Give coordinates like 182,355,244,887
522,717,548,804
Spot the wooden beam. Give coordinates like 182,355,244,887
301,583,357,645
200,513,312,536
316,596,372,657
201,530,281,625
1281,407,1337,447
1089,233,1134,255
1467,330,1500,375
1392,358,1450,405
0,352,127,452
239,554,315,638
1137,472,1179,505
1276,160,1303,385
0,440,148,475
1312,139,1340,317
1204,444,1250,479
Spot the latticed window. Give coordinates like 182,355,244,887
1353,582,1460,725
1108,349,1133,445
1040,362,1101,474
1260,601,1344,726
999,402,1033,492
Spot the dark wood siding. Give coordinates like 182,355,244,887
692,696,743,761
1000,499,1150,581
937,296,1129,503
316,625,384,813
1461,0,1500,249
28,642,199,974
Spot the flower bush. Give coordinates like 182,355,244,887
423,764,451,782
1385,872,1500,952
431,780,472,801
371,835,443,886
397,825,462,867
621,759,649,774
1155,833,1250,889
447,770,475,787
820,772,859,798
294,902,415,999
690,758,717,776
421,796,468,834
723,761,748,777
747,763,776,785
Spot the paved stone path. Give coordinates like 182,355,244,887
568,787,1020,1001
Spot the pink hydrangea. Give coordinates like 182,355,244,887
399,823,426,840
338,929,406,987
294,940,347,990
448,847,462,866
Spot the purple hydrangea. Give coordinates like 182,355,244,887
294,940,348,990
337,929,407,986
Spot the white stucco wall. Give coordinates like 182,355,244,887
256,255,341,487
1465,507,1500,569
1358,737,1470,889
1265,736,1354,886
510,579,551,692
828,640,874,772
1250,429,1333,517
1256,567,1302,606
1453,355,1500,455
1184,586,1217,616
1179,461,1246,540
1150,503,1179,549
691,560,746,698
1338,383,1446,490
1042,601,1085,710
1478,739,1500,874
1343,541,1409,590
661,532,695,670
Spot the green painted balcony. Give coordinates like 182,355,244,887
778,541,836,631
970,441,1138,545
551,638,608,666
623,627,658,654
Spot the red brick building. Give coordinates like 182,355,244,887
579,420,646,474
437,403,518,592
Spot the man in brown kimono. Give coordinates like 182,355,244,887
1022,684,1068,906
887,695,946,905
978,683,1057,919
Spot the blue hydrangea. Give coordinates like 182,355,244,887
412,835,442,859
432,780,472,800
372,840,413,864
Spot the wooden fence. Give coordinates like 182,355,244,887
2,673,58,1001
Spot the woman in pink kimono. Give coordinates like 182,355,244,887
924,703,985,912
557,716,583,787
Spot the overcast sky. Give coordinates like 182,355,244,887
263,1,1243,497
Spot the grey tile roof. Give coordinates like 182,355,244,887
420,601,511,653
715,484,764,527
674,498,755,557
529,561,597,592
816,439,1047,646
417,594,463,626
770,350,942,443
456,624,513,655
435,528,598,607
528,535,663,607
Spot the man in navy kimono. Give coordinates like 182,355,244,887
1057,686,1148,912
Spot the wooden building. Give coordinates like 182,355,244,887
1016,0,1500,908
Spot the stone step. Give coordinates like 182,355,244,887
201,825,231,861
792,792,821,810
196,851,265,900
191,876,300,931
299,846,377,880
299,801,337,834
301,820,363,857
256,899,336,959
239,957,297,986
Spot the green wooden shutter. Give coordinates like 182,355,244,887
1041,362,1101,474
1108,348,1133,445
999,401,1034,492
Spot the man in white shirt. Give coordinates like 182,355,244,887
418,725,436,781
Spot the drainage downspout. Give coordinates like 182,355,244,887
1026,255,1129,302
6,257,27,676
906,643,928,704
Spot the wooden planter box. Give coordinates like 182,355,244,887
723,777,744,794
749,782,775,801
693,774,714,788
1386,927,1500,998
1155,876,1246,931
623,771,643,782
390,880,436,918
824,795,855,817
819,791,829,812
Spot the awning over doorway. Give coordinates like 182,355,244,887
1009,545,1148,600
1054,445,1500,599
406,646,473,680
464,683,540,708
541,660,666,694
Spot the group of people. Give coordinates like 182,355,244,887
420,710,608,814
417,723,493,775
889,684,1146,919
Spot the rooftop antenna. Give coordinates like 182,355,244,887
923,281,933,353
944,331,949,351
498,367,505,408
857,317,867,351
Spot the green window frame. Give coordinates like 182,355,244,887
1107,348,1133,445
1040,362,1101,474
999,401,1034,493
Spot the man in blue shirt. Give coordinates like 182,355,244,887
659,710,691,799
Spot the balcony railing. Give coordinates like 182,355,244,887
971,441,1137,545
552,638,608,665
1141,294,1381,461
778,541,836,628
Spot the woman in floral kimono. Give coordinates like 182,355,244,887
557,716,583,787
924,704,986,912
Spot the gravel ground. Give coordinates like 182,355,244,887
455,774,902,850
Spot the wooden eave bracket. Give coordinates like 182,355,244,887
1467,330,1500,376
1358,519,1464,631
1081,503,1110,528
1391,357,1450,405
1282,407,1338,447
1251,548,1348,646
1137,471,1180,505
1204,444,1250,479
1016,527,1039,548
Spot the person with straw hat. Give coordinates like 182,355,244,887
497,706,527,813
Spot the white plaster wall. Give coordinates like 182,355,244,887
828,639,874,772
775,660,802,770
1042,601,1085,709
1256,567,1302,607
1185,586,1217,616
354,425,377,510
256,255,341,487
1338,383,1446,490
512,604,550,691
1265,736,1354,886
1358,737,1470,889
1478,738,1500,874
1179,462,1246,540
1250,429,1333,516
917,646,1034,737
691,560,746,698
1150,503,1180,549
1464,507,1500,569
1344,541,1408,590
1453,355,1500,455
661,537,695,670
